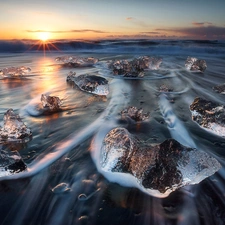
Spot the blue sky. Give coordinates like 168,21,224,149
0,0,225,40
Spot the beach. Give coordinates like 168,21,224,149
0,39,225,225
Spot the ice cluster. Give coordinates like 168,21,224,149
121,106,150,121
190,97,225,137
100,127,221,197
0,66,31,77
109,56,162,77
55,56,98,67
41,94,62,111
0,145,27,177
0,109,32,142
67,72,109,96
185,57,207,72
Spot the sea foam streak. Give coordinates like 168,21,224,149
0,79,131,181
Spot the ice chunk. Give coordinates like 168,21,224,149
121,106,149,121
0,109,32,142
212,83,225,94
0,145,27,177
55,56,98,67
109,56,162,77
190,97,225,137
41,94,62,111
185,57,207,72
0,66,31,77
100,127,221,197
66,73,109,96
132,56,162,70
159,84,173,92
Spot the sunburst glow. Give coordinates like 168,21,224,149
38,32,50,42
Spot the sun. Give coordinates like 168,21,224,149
38,32,50,42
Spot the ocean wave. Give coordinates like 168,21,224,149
0,39,225,55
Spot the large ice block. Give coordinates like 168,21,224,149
99,127,221,197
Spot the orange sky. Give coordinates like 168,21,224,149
1,0,225,40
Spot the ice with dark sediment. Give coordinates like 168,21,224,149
99,127,221,198
0,66,31,78
108,56,162,77
159,84,173,92
121,106,150,122
55,56,98,67
212,83,225,94
0,109,32,142
66,71,109,96
41,94,62,111
190,97,225,137
0,145,27,177
185,57,207,72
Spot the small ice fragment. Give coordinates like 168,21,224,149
66,71,76,82
41,94,62,111
99,127,221,198
66,73,109,96
159,84,173,92
121,106,150,121
185,57,207,72
0,109,32,142
52,183,70,194
0,145,27,177
212,83,225,94
0,66,31,77
78,193,87,201
190,97,225,137
55,56,98,67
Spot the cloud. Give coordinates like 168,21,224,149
192,22,213,26
155,25,225,39
139,31,161,35
126,17,134,20
125,17,148,27
26,29,108,34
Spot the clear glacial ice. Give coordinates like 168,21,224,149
0,109,32,142
0,66,31,77
55,56,98,67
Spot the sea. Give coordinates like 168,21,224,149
0,39,225,225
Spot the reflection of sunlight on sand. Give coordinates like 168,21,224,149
1,78,32,89
31,57,66,98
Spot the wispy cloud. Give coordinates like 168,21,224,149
126,17,134,20
125,17,148,27
26,29,108,34
192,21,213,26
155,25,225,39
139,31,161,35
